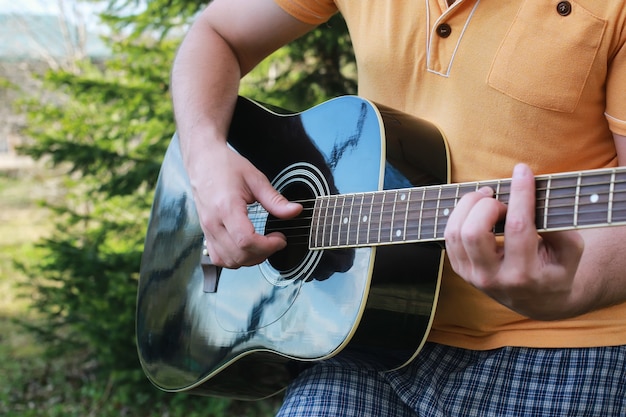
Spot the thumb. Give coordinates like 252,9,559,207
253,181,303,219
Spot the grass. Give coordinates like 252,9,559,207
0,164,61,416
0,164,282,416
0,170,51,309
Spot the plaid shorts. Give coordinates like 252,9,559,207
276,343,626,416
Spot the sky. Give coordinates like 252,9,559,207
0,0,110,58
0,0,106,20
0,0,108,32
0,0,60,14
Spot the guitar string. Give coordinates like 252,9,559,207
251,177,626,244
260,174,626,210
258,206,626,246
259,177,626,222
259,183,626,216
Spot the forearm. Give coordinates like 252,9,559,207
570,225,626,316
171,13,241,173
572,134,626,314
171,0,315,178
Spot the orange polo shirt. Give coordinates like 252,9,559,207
274,0,626,349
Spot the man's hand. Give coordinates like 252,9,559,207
191,142,302,268
444,163,586,320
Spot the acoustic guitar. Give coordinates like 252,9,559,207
136,96,626,399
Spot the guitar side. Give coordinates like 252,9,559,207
136,96,449,399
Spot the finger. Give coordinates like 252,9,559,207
200,193,268,267
444,187,495,268
445,187,495,242
460,196,507,279
502,163,540,266
250,175,303,219
221,204,288,266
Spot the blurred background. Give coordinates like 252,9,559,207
0,1,355,415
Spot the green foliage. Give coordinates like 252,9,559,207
0,75,15,89
12,0,356,414
101,0,206,38
241,14,356,110
16,19,177,380
0,331,277,416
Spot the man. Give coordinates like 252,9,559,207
171,0,626,415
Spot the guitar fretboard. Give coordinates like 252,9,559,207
309,167,626,249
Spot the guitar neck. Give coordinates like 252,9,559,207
309,166,626,249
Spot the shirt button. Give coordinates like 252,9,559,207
436,23,452,38
556,1,572,16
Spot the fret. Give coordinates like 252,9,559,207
421,186,440,240
494,180,502,202
539,176,552,230
378,190,396,243
573,173,582,227
324,196,337,246
345,194,356,246
416,187,426,240
309,197,326,247
494,180,511,206
388,190,398,242
453,182,461,208
611,171,626,223
324,195,334,247
366,192,376,244
324,195,335,247
390,190,408,242
384,191,393,240
479,180,494,193
437,185,457,239
402,189,412,242
373,191,385,243
332,194,345,246
354,193,367,246
457,182,481,201
310,198,321,248
544,175,577,230
402,188,423,241
432,186,443,239
608,171,615,224
379,190,397,243
577,171,612,227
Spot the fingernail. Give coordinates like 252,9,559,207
478,186,494,197
513,163,529,178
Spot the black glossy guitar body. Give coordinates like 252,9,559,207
136,96,449,399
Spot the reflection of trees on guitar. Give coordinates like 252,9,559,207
137,96,449,399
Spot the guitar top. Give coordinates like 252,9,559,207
136,96,449,399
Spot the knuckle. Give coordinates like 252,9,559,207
460,224,483,246
443,227,459,244
233,232,256,251
505,215,532,234
470,273,492,290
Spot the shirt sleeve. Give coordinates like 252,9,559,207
606,40,626,136
273,0,338,25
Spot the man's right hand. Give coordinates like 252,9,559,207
189,142,302,269
170,0,315,268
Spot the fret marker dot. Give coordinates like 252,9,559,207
343,217,349,224
590,194,599,203
396,229,402,237
362,215,368,222
400,193,407,201
443,208,450,216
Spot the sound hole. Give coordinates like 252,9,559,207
266,181,315,275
